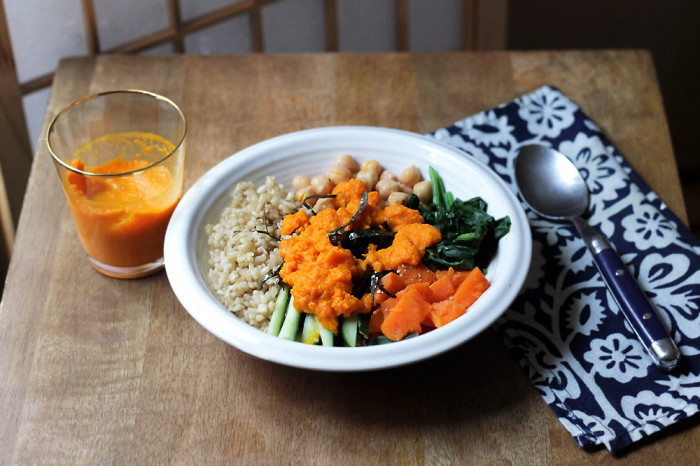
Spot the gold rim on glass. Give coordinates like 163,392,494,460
46,89,187,177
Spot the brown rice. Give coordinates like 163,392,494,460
205,176,300,331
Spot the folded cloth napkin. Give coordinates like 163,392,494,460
428,85,700,454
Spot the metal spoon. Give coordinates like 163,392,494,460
514,144,680,371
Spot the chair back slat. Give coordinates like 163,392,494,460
0,0,32,274
80,0,101,54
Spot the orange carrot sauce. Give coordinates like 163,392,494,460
63,133,181,268
279,179,441,334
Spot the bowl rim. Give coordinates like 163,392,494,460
164,125,531,371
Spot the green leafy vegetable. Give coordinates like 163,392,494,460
358,313,371,340
416,167,511,271
365,332,419,346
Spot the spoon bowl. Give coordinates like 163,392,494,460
514,144,680,371
514,145,589,219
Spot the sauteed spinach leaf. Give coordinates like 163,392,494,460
407,167,510,271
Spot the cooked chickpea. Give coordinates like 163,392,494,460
413,180,433,204
355,169,379,191
310,174,333,195
292,174,311,192
360,159,382,176
296,185,315,204
388,191,409,206
314,197,335,212
379,170,399,182
401,165,421,188
376,178,401,199
336,154,359,173
328,165,352,184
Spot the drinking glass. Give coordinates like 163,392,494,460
47,90,186,278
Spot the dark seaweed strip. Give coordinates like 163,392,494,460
230,229,280,241
341,230,395,258
351,269,374,299
254,230,280,241
371,270,397,299
345,230,395,242
230,206,282,241
257,263,284,287
328,191,369,246
303,194,337,215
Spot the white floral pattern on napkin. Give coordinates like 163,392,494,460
429,86,700,453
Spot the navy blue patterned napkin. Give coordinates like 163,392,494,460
428,86,700,453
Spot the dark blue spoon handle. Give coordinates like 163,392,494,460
572,217,680,370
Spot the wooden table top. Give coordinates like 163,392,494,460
1,51,696,464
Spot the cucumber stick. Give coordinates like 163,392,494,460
341,314,359,347
319,325,334,347
268,286,290,336
279,295,301,341
301,313,335,346
301,314,321,345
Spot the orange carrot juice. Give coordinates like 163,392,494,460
63,132,182,272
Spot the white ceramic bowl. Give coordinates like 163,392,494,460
164,126,531,371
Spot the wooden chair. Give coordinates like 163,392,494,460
0,0,507,288
0,1,31,282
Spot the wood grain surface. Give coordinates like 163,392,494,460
1,51,696,464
